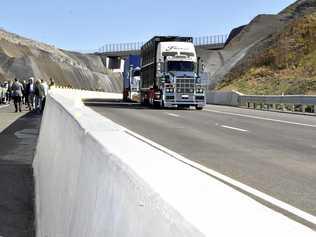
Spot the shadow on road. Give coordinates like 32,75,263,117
0,111,41,237
84,98,193,111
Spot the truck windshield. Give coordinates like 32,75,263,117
167,61,194,72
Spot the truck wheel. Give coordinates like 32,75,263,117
195,105,204,110
140,93,149,106
153,101,161,109
143,98,149,106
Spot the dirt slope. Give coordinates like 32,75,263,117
0,29,122,92
218,12,316,95
205,0,316,95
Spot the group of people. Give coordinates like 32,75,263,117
0,77,55,113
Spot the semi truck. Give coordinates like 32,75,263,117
123,55,141,101
140,36,206,110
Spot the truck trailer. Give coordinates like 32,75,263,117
123,55,141,101
140,36,206,109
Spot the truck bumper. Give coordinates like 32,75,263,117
163,101,206,108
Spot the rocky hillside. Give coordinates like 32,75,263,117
0,28,122,92
218,12,316,95
205,0,316,95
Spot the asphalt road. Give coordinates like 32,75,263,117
88,101,316,226
0,104,41,237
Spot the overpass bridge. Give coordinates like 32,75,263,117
97,34,228,70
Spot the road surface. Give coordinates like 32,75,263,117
87,101,316,228
0,104,41,237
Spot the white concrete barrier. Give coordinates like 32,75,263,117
206,90,241,106
33,89,314,237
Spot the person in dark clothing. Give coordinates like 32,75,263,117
49,78,55,89
25,77,36,111
11,78,24,112
21,80,28,105
35,79,45,112
6,80,13,103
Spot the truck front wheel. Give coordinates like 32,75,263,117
153,101,161,109
195,105,204,110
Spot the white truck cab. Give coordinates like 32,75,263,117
140,36,206,109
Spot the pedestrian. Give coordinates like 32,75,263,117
41,79,48,112
11,78,24,112
0,83,4,104
26,77,36,111
22,80,28,105
2,81,9,104
49,78,55,89
35,79,45,112
6,80,12,103
0,82,7,104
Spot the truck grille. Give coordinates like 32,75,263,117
176,78,195,93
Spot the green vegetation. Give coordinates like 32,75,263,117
218,13,316,95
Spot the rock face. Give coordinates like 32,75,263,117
0,29,122,92
203,0,316,95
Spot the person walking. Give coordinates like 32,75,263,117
21,80,28,105
26,77,36,111
2,81,9,104
49,78,55,89
11,78,24,112
41,79,48,112
35,79,45,112
6,80,12,104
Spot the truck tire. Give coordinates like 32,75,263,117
140,92,149,106
153,100,161,109
195,105,204,110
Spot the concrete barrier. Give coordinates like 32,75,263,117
33,89,314,237
206,90,241,106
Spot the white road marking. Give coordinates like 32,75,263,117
124,128,316,226
166,113,180,118
205,109,316,128
221,125,248,132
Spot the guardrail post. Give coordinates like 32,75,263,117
267,104,272,111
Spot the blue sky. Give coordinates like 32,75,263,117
0,0,296,51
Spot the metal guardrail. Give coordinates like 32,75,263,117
98,34,228,53
239,95,316,114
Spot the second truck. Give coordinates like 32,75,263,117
140,36,206,110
